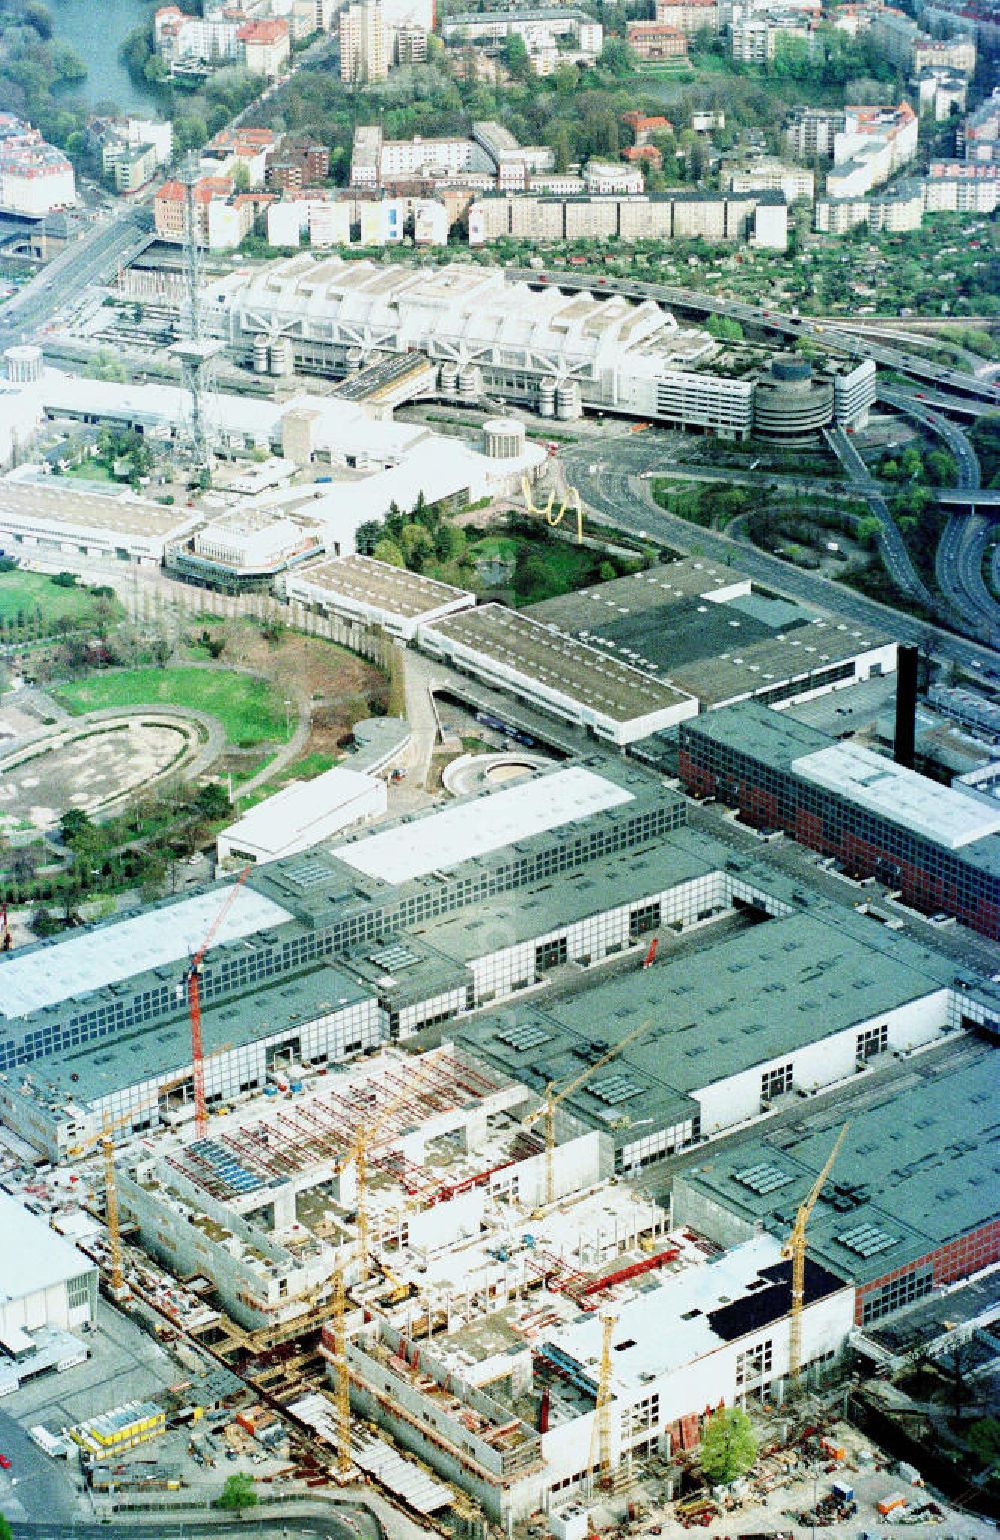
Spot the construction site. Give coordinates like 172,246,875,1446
0,741,996,1540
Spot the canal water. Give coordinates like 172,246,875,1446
49,0,162,114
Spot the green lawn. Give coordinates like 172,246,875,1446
62,461,115,484
54,667,289,746
0,570,112,629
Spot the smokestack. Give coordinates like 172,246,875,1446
894,645,918,769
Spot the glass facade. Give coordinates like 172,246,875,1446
678,724,1000,939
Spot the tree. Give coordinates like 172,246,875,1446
598,38,636,76
968,1418,1000,1474
550,123,572,174
699,1406,758,1486
217,1473,258,1514
434,523,466,563
31,906,60,938
61,809,94,845
355,518,385,555
0,1508,12,1540
373,538,405,568
504,33,531,81
195,782,231,820
399,521,434,571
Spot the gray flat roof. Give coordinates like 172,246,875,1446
288,553,473,618
531,566,890,707
421,824,738,964
457,903,953,1141
423,604,695,723
0,481,195,539
682,702,1000,877
17,963,373,1109
675,1047,1000,1284
681,697,841,766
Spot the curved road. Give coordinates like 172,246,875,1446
881,389,1000,646
560,437,1000,677
823,425,936,611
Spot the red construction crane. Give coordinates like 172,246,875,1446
187,865,252,1139
642,937,658,969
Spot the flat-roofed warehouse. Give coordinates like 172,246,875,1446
205,256,744,430
280,552,475,642
530,561,896,712
0,1193,98,1339
456,902,960,1172
678,699,1000,937
0,762,688,1155
673,1047,1000,1328
0,480,200,564
418,603,699,745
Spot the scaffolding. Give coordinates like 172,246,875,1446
167,1050,508,1204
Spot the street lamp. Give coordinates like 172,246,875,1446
284,698,292,740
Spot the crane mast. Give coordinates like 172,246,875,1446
782,1123,848,1386
525,1016,655,1207
330,1266,352,1478
186,866,251,1138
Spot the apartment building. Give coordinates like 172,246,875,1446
153,5,239,64
340,0,389,82
154,175,235,243
870,7,975,72
237,17,291,76
723,157,815,201
732,15,813,61
583,160,645,194
826,103,918,198
627,22,689,57
913,68,968,121
784,105,845,159
467,189,787,249
654,0,721,31
266,140,331,190
0,116,75,216
961,87,1000,162
440,6,602,55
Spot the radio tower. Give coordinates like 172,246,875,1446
169,154,222,473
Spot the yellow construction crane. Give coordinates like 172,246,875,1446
336,1057,444,1284
329,1264,352,1479
69,1072,203,1298
100,1117,126,1300
596,1309,617,1487
586,1309,618,1493
782,1123,849,1386
71,1109,140,1299
524,1017,654,1208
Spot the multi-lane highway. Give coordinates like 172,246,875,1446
823,423,936,611
510,266,1000,644
881,388,1000,644
0,209,151,347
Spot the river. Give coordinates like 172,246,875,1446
48,0,161,114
